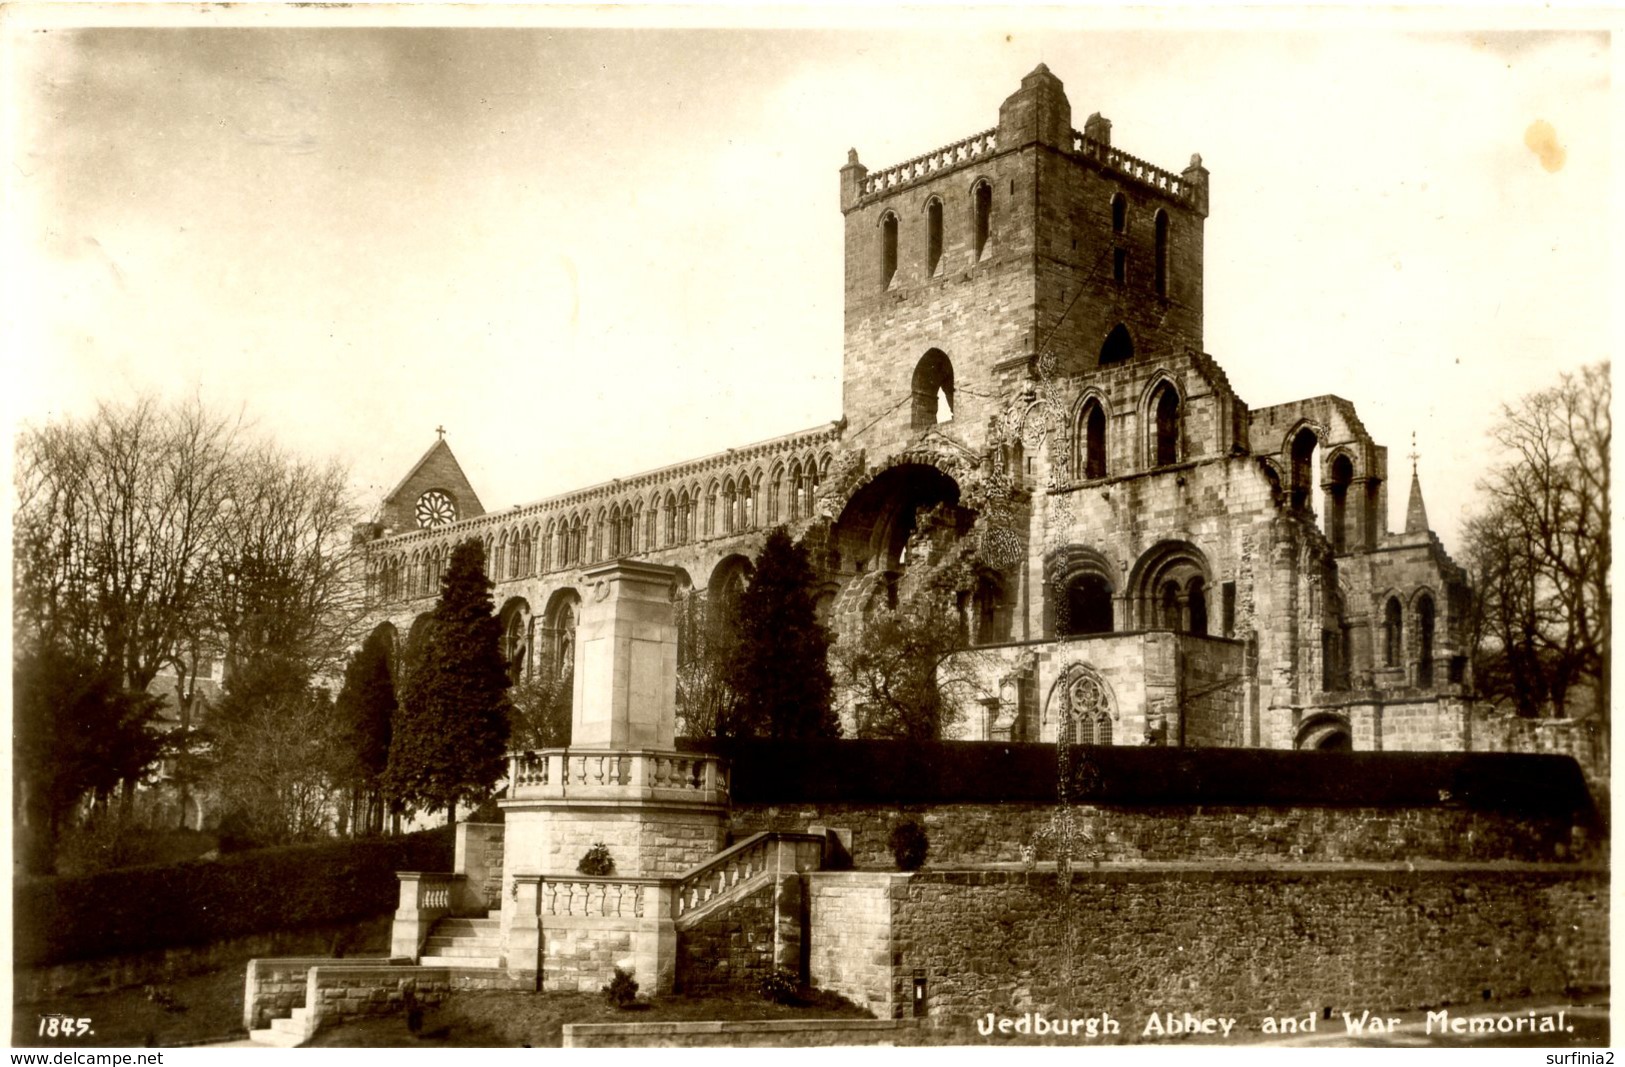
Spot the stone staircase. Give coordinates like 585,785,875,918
248,1005,316,1047
418,912,503,968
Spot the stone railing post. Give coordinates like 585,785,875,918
508,873,543,985
390,872,457,959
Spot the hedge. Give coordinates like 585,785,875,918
15,827,452,968
712,740,1595,818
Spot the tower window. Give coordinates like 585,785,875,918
1111,193,1127,233
1099,323,1134,366
911,349,955,430
972,181,992,260
926,198,943,276
1113,248,1127,285
1154,210,1170,297
880,212,898,288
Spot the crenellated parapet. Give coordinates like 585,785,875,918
849,128,999,205
1072,133,1208,214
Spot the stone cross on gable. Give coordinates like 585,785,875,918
436,425,446,441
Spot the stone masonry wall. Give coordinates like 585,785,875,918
885,866,1607,1026
807,873,909,1018
675,880,776,995
732,803,1581,869
540,923,635,994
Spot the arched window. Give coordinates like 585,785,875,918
1154,209,1170,297
608,505,622,557
722,479,737,534
543,591,580,681
645,499,657,550
663,493,676,547
1290,428,1319,515
786,460,802,521
1159,581,1181,630
1113,247,1128,285
741,474,756,529
676,491,691,544
1078,398,1107,480
1188,576,1207,637
1151,382,1181,466
800,459,820,518
1111,192,1127,233
1384,597,1403,668
1062,573,1114,636
541,522,554,571
1100,323,1133,366
1418,594,1436,685
768,465,783,524
972,180,992,259
1328,453,1353,553
911,349,955,430
926,198,943,276
880,212,898,288
704,483,718,537
569,514,584,565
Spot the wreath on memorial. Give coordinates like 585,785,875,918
577,841,615,876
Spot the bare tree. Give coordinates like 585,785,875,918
13,397,362,848
836,592,994,740
1464,361,1610,718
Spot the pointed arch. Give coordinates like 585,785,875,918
971,177,993,260
1146,377,1182,467
1100,323,1134,367
1074,393,1109,480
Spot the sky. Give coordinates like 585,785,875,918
3,8,1615,551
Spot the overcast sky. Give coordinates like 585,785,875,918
4,9,1613,551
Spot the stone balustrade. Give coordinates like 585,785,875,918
674,832,773,920
1072,133,1197,203
541,877,665,919
859,128,998,198
506,748,728,807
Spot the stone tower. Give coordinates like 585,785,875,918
838,64,1210,461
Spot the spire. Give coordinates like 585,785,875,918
1405,432,1430,535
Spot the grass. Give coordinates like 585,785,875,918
13,966,248,1048
308,988,873,1047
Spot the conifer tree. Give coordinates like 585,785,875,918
385,539,511,822
334,627,397,833
724,527,839,739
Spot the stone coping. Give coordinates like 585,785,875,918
563,1018,921,1043
808,862,1607,885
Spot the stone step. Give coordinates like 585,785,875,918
248,1027,303,1048
421,938,503,957
270,1012,307,1037
434,917,500,933
419,954,501,969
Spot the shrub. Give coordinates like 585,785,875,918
602,966,638,1009
888,819,929,871
577,842,615,877
760,969,801,1005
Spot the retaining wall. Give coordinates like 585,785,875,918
807,864,1608,1027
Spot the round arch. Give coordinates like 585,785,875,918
541,588,582,680
1296,714,1353,751
1045,544,1118,637
831,461,962,575
1127,539,1213,633
498,597,533,683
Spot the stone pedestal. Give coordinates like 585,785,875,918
501,560,724,994
571,560,680,750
